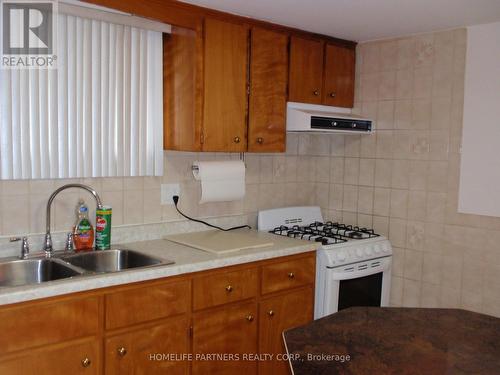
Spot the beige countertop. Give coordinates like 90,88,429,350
0,229,317,306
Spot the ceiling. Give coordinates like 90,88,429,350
178,0,500,42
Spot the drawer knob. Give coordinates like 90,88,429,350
268,310,275,317
233,136,241,143
329,92,336,98
117,347,127,357
257,137,264,144
246,315,254,322
81,358,91,368
313,90,320,96
225,285,233,292
288,272,295,279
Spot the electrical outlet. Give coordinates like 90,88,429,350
161,183,180,205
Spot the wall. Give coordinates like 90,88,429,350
337,28,500,317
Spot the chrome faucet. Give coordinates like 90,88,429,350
44,184,103,257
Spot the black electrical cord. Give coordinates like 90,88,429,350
172,195,251,231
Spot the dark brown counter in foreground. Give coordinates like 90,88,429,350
283,307,500,375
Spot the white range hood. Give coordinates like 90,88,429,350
286,102,373,134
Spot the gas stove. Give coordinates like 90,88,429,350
269,222,379,245
258,206,391,266
258,206,393,319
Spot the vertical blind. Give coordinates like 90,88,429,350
0,12,164,179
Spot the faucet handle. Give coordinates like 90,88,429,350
43,232,53,256
65,233,74,252
20,237,30,259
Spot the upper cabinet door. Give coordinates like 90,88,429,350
248,28,288,153
323,44,355,107
202,18,249,152
164,27,203,151
289,36,324,104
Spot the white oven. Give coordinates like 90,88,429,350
314,241,392,319
256,206,393,320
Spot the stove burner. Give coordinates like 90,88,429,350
349,231,363,239
269,221,379,244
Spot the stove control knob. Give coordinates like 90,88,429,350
374,245,381,253
365,247,373,256
338,251,347,261
355,248,363,257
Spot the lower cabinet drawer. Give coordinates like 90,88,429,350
193,267,258,310
105,278,190,329
105,315,190,375
0,337,100,375
0,296,99,355
261,255,315,295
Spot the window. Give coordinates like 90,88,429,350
459,22,500,216
0,2,167,179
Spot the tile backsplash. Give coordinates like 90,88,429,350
0,27,498,317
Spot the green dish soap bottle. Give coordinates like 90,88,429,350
73,200,95,252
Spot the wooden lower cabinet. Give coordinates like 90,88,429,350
192,301,258,375
0,252,315,375
258,287,314,375
105,315,190,375
0,337,100,375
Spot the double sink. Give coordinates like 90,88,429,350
0,249,174,288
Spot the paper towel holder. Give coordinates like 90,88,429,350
191,154,246,172
191,164,247,172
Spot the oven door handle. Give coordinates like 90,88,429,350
329,259,391,281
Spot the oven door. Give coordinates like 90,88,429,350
320,256,391,318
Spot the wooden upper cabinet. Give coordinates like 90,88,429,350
164,26,203,151
289,36,324,104
289,37,356,108
323,44,355,107
248,28,288,152
202,18,249,152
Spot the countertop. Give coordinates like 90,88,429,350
0,229,317,306
283,307,500,375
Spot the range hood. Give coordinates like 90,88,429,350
286,102,373,134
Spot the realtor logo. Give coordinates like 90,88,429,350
1,0,57,68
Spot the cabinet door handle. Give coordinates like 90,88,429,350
233,136,241,143
288,272,295,279
329,92,336,98
117,347,127,357
257,137,264,144
313,90,320,96
268,310,275,317
81,358,91,368
225,285,233,292
246,315,254,322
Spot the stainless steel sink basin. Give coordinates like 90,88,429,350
0,259,83,287
61,249,172,273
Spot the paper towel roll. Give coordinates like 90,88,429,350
192,160,245,203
